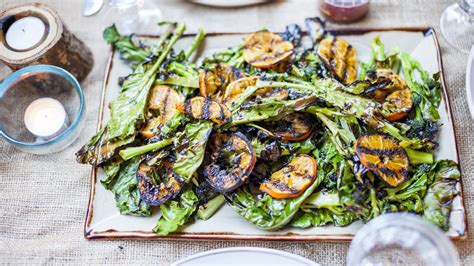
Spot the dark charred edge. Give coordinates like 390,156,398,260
274,113,313,141
357,132,399,144
216,65,226,90
184,98,192,115
136,162,186,206
219,103,232,124
342,45,355,83
205,163,242,193
201,98,212,119
217,102,226,123
210,172,242,193
328,37,337,68
357,146,400,157
160,87,172,115
248,50,293,65
232,65,244,79
232,132,256,177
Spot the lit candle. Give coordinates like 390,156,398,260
6,17,46,51
24,98,69,138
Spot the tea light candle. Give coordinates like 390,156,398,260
5,16,46,50
24,98,69,138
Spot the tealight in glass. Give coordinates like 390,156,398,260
0,65,85,154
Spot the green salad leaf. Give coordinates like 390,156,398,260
76,24,186,166
110,158,151,216
226,173,323,230
423,160,460,230
153,188,199,235
173,122,213,180
103,24,150,64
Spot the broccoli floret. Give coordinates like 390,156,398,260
411,92,422,106
406,107,439,143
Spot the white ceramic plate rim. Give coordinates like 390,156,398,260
172,247,319,266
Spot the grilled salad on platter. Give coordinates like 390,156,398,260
76,19,461,235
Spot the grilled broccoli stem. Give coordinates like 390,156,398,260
404,147,434,165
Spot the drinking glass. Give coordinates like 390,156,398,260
347,213,459,266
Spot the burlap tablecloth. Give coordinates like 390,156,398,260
0,0,472,264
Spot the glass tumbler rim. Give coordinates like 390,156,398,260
347,213,459,266
0,64,85,149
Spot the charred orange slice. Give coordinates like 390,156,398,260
354,134,409,188
364,69,413,121
199,63,244,100
137,160,185,206
223,76,286,108
254,87,289,101
383,89,413,121
243,31,294,69
140,117,161,139
140,86,184,138
260,154,317,199
366,69,408,101
204,132,256,192
317,37,357,84
186,96,231,125
374,69,407,91
263,112,313,141
223,77,258,107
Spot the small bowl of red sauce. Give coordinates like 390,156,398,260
320,0,370,23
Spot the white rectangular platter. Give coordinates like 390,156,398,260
85,28,467,241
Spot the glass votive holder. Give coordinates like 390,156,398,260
0,65,85,154
347,213,459,266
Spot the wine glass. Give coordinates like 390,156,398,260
440,0,474,54
101,0,162,35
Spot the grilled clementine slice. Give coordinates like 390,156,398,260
137,159,185,206
186,96,231,124
383,89,413,121
199,63,243,100
223,76,258,108
260,154,317,199
263,112,313,141
204,132,256,192
317,37,357,84
223,76,287,108
364,69,413,121
140,86,183,138
243,31,294,69
354,133,409,188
